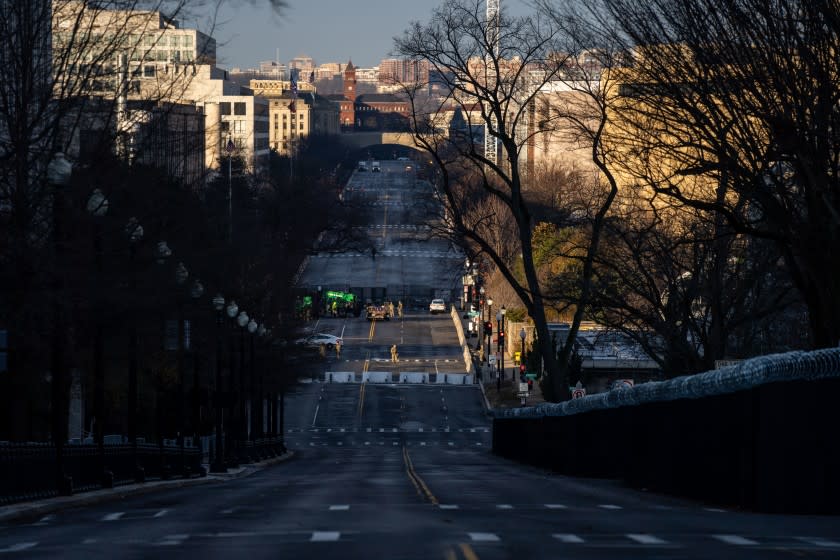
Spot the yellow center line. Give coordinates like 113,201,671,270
402,445,438,505
458,543,480,560
368,319,376,342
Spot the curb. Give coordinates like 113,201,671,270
0,451,295,524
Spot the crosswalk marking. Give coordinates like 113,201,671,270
0,543,38,552
796,537,840,548
713,535,758,546
468,533,500,542
544,504,567,509
496,504,513,509
626,534,667,545
554,534,584,544
328,505,350,511
102,512,125,521
598,504,622,510
310,531,341,542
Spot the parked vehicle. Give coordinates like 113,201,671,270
295,333,343,349
429,298,446,314
371,161,381,172
358,161,367,171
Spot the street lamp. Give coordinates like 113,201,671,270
496,309,503,392
501,306,507,380
86,188,110,486
48,152,73,495
486,297,493,365
210,294,226,473
125,217,144,481
236,310,249,462
519,327,526,375
247,319,258,445
225,300,239,467
189,279,203,459
174,262,189,476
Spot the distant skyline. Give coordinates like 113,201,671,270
197,0,531,70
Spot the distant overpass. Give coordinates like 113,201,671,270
338,131,425,151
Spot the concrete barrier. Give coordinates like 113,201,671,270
399,372,429,383
444,373,474,385
435,372,447,384
324,371,355,383
451,306,465,346
362,371,392,383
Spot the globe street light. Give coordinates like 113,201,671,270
48,152,73,495
125,218,145,482
236,310,249,462
86,188,110,486
225,300,239,467
210,294,226,473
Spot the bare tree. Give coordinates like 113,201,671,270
573,0,840,349
395,0,629,400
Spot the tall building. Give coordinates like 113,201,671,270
339,60,357,129
379,58,430,86
289,55,316,82
249,80,339,155
52,1,270,177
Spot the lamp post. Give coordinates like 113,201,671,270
225,300,239,468
125,217,144,481
86,188,109,486
519,327,526,375
501,306,507,380
247,319,258,448
256,324,267,444
210,294,226,473
189,279,203,468
496,309,502,392
174,262,189,475
236,310,249,462
226,135,234,243
48,152,73,496
486,297,493,365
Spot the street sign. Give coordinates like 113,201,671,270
488,354,496,365
571,380,586,399
519,382,529,393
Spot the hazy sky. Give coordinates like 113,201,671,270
199,0,531,70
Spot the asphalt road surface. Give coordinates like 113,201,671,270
2,160,838,558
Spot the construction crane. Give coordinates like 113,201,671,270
484,0,500,165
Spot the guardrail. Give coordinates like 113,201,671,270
492,348,840,514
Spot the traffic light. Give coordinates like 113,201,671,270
519,364,526,374
484,321,492,336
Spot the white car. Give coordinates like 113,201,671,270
295,333,342,349
429,299,446,314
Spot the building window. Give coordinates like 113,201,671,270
220,121,230,133
220,102,231,115
234,102,247,115
143,65,155,77
300,122,304,130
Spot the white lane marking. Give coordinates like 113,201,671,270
392,428,398,432
496,504,513,509
468,533,500,542
627,534,667,545
365,441,370,445
327,428,332,432
340,428,345,433
704,507,727,513
157,534,189,546
102,512,125,521
598,504,622,510
713,535,758,546
554,534,585,544
310,531,341,542
796,537,840,548
220,508,236,514
0,543,38,552
392,442,398,446
153,509,169,518
329,505,350,511
439,505,459,510
81,538,98,545
366,428,372,432
545,504,567,509
379,428,384,432
420,442,426,446
311,405,320,427
418,428,424,432
448,442,454,446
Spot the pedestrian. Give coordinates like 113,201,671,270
390,344,398,363
331,300,338,317
397,300,403,318
388,301,395,318
319,343,326,360
335,341,342,359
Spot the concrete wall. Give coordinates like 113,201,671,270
492,348,840,514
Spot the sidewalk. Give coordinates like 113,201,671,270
0,451,294,524
472,348,546,410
